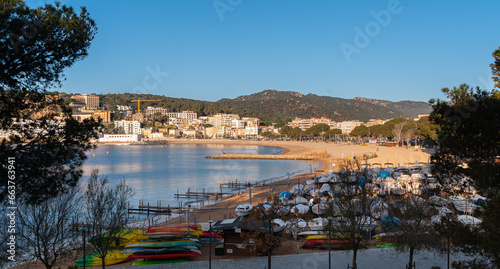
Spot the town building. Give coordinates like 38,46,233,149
92,110,112,123
210,114,240,128
98,134,140,143
145,106,170,117
71,94,99,110
338,120,363,134
287,117,337,131
114,120,141,134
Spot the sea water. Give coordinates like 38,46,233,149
82,143,317,207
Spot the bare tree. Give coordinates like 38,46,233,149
15,187,80,269
324,160,376,269
82,169,134,269
241,195,290,269
387,196,437,269
403,126,416,148
392,122,406,144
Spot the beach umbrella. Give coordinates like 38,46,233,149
279,191,291,199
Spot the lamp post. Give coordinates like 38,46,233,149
328,217,333,269
208,220,213,269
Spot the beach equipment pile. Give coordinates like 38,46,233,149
75,229,143,267
124,224,203,266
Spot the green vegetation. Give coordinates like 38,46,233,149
89,90,431,125
0,0,100,204
430,46,500,267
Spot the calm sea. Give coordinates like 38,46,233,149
82,143,316,207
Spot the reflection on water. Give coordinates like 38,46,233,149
82,144,312,206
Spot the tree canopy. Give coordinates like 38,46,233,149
0,0,100,204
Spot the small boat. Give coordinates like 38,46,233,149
235,204,253,216
308,217,327,231
457,215,482,226
311,203,328,215
273,218,286,232
291,204,310,215
288,196,308,205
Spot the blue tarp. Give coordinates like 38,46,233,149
381,216,401,231
279,191,291,199
378,171,391,179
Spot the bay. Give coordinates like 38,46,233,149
82,143,316,207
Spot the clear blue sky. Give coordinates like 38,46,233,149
27,0,499,102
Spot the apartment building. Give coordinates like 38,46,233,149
71,94,99,110
114,120,141,134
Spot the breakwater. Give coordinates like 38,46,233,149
204,154,315,160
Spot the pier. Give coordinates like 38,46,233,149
128,200,184,215
219,179,252,189
174,188,228,199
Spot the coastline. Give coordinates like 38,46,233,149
156,139,432,223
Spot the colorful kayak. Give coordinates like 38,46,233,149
128,252,200,259
132,259,193,266
122,247,201,254
144,230,203,236
306,239,349,244
75,249,130,267
125,240,201,248
376,242,395,248
306,234,359,240
135,234,198,240
89,229,143,246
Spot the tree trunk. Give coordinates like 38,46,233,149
408,247,414,269
102,256,106,269
268,250,272,269
352,247,358,269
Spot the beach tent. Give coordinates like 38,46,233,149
378,171,391,179
279,191,291,199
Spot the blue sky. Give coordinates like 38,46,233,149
27,0,499,102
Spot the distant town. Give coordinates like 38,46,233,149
56,94,430,144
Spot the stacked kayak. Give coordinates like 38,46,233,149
76,249,131,267
301,235,351,250
76,229,143,267
124,224,203,266
199,231,222,243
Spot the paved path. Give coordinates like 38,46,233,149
121,248,471,269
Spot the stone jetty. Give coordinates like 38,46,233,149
204,154,314,160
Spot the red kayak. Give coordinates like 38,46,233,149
201,232,222,238
128,251,201,259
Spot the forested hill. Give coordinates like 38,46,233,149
95,90,431,124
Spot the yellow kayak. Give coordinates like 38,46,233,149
76,249,130,267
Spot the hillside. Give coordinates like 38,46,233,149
95,90,431,124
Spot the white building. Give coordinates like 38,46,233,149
338,121,363,134
98,134,140,143
211,114,240,128
231,119,246,129
245,126,259,138
146,107,169,117
114,120,141,134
